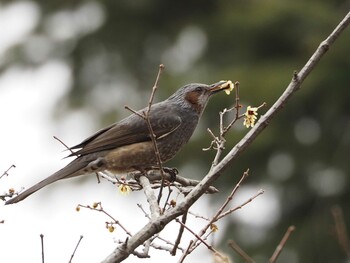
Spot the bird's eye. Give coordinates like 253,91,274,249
195,86,203,92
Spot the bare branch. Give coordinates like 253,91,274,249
137,203,151,220
178,240,193,263
53,136,75,155
124,64,166,206
154,235,185,252
40,234,45,263
145,64,166,204
175,218,226,261
268,225,296,263
216,189,264,221
69,235,84,263
221,81,242,137
1,164,16,179
331,205,350,259
124,106,145,120
171,211,188,255
102,12,350,262
77,202,132,236
185,169,250,256
138,175,161,218
228,239,255,263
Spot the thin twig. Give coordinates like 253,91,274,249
69,235,84,263
124,106,145,119
77,203,132,236
53,136,74,155
210,82,242,167
228,239,255,263
186,170,250,255
40,234,45,263
151,242,183,253
145,64,166,204
124,65,165,206
175,218,226,261
171,211,188,255
178,240,193,263
213,169,249,221
163,186,173,212
0,164,16,179
331,205,350,259
188,211,210,221
217,189,264,220
137,203,151,220
222,81,241,137
268,225,296,263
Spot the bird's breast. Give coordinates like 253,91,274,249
103,116,198,172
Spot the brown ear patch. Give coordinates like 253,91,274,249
185,91,202,113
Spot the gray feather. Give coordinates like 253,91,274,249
5,158,89,205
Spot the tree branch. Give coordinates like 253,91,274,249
102,11,350,263
268,226,296,263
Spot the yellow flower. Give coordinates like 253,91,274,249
118,184,131,195
108,225,115,233
243,106,258,128
210,223,219,232
220,80,234,95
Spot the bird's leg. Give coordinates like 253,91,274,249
145,167,178,182
97,171,119,184
162,167,178,182
132,168,148,182
95,172,101,183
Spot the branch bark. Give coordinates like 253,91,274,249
102,11,350,263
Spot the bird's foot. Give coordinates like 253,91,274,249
162,167,178,182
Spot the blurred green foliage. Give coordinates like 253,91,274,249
2,0,350,262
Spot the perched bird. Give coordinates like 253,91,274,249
5,81,233,205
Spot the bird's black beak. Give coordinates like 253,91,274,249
209,80,234,95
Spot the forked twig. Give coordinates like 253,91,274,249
222,81,242,137
186,169,250,254
216,189,264,221
175,218,227,261
77,202,132,236
0,164,16,179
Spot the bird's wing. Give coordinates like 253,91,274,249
70,107,182,156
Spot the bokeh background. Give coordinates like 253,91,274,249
1,1,350,262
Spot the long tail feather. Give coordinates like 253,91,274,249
5,158,88,205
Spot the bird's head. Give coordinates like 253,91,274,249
168,81,233,114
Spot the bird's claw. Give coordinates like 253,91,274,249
162,167,178,182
